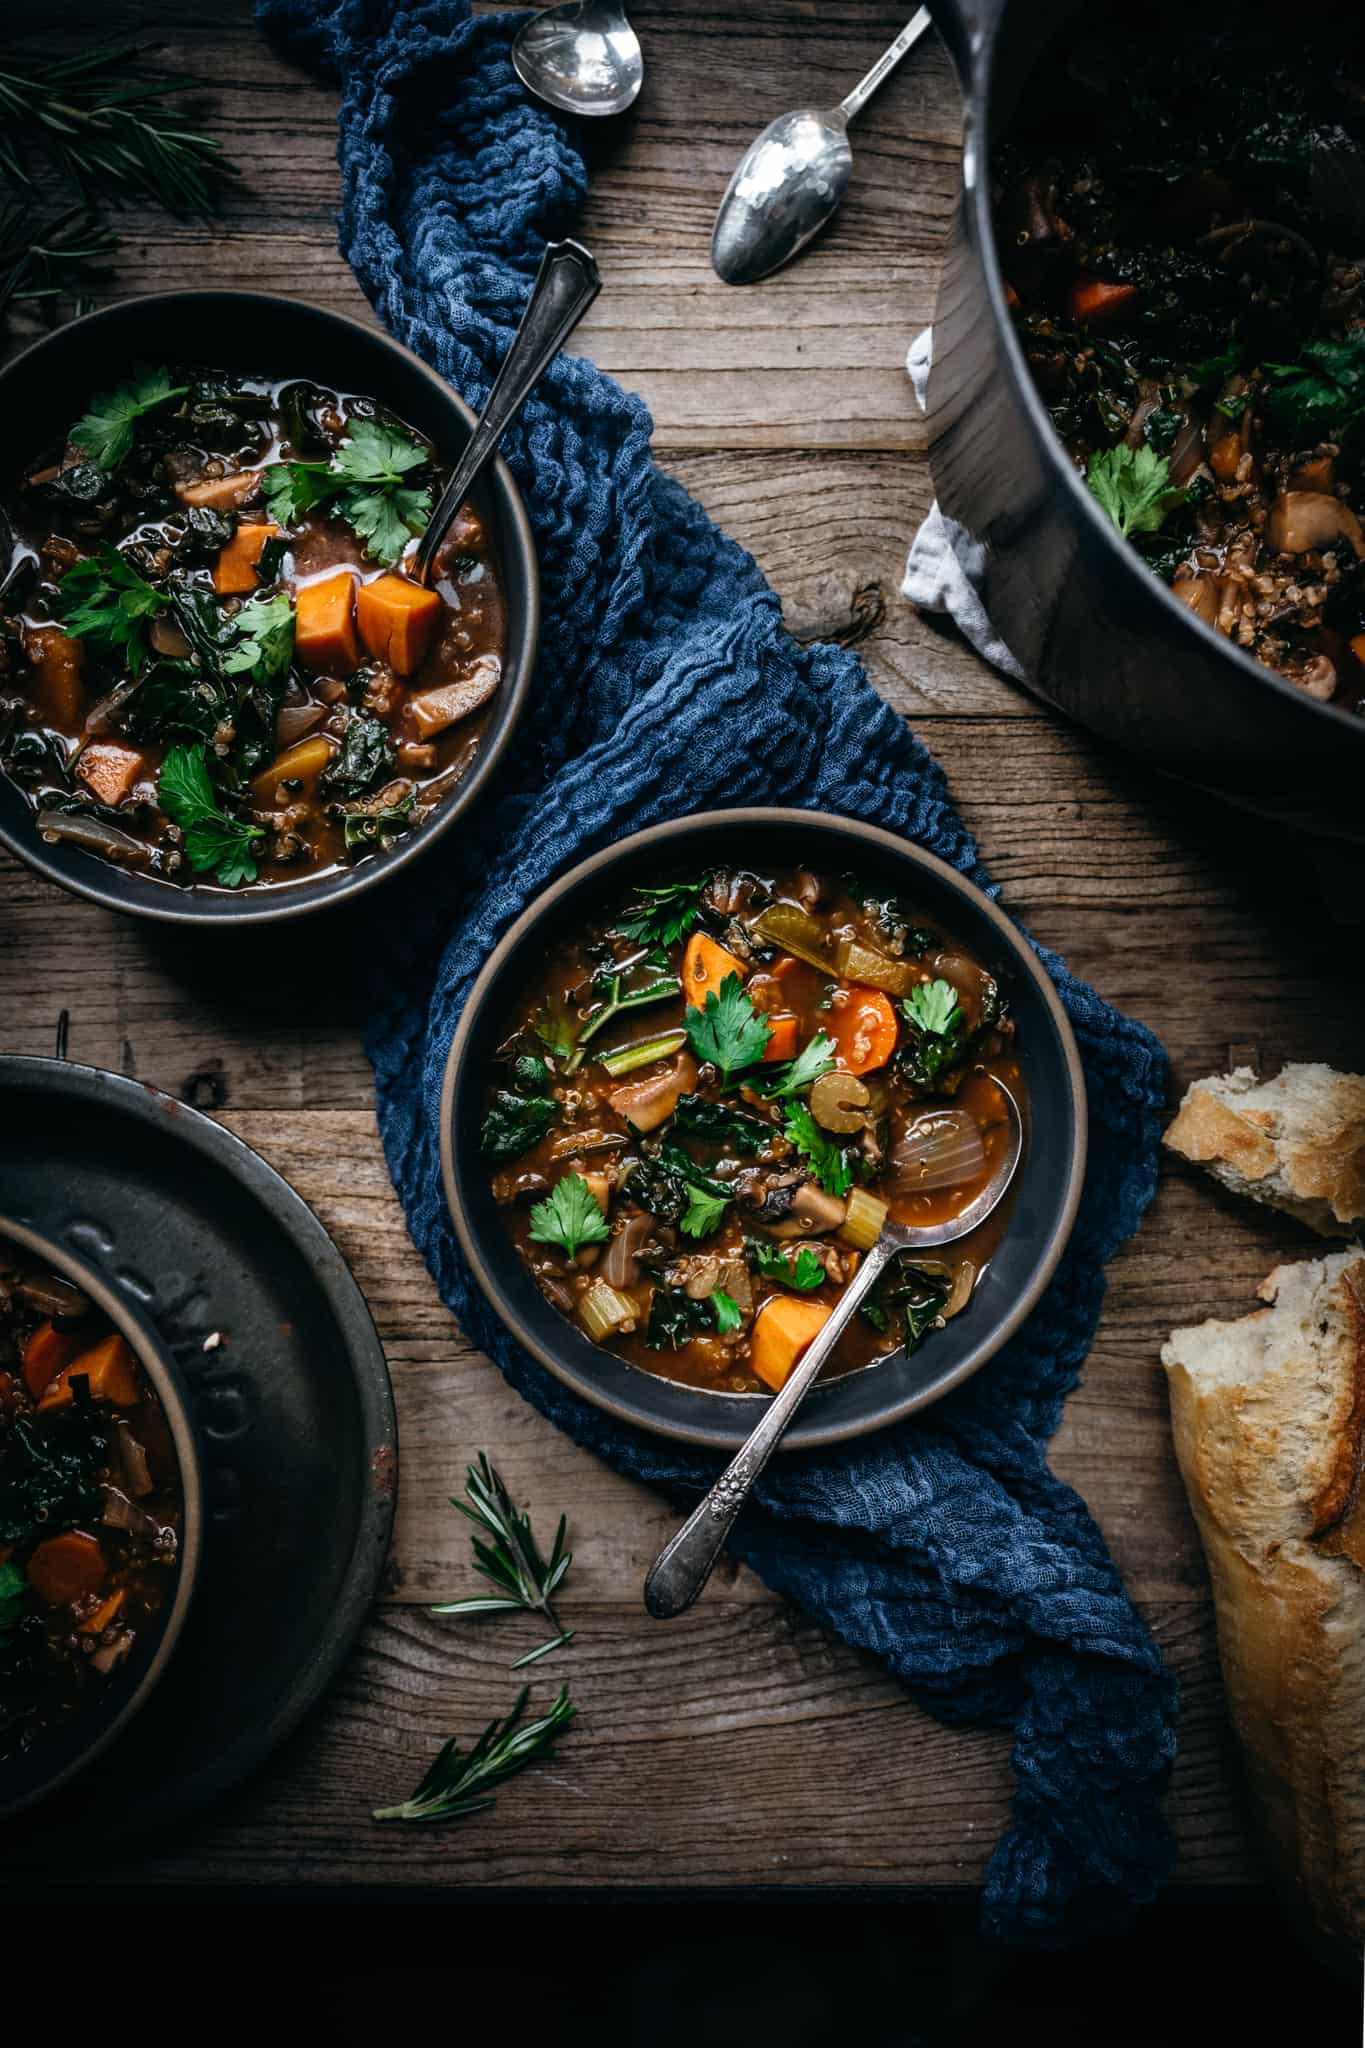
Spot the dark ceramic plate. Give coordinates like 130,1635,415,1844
0,290,540,923
0,1056,396,1851
442,810,1087,1452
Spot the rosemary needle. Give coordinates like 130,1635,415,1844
372,1685,576,1826
432,1453,575,1666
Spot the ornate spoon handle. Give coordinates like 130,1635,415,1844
413,238,600,585
839,8,933,124
643,1239,894,1618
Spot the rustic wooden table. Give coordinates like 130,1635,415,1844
4,0,1360,1896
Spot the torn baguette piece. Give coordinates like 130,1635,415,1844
1162,1249,1365,1947
1164,1062,1365,1236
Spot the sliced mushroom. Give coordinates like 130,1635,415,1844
765,1182,849,1238
607,1050,698,1134
809,1071,870,1134
1267,491,1365,558
602,1208,651,1290
1173,571,1220,627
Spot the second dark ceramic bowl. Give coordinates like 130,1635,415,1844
0,290,539,924
441,810,1087,1452
0,1214,203,1818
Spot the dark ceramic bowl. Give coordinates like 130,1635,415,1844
0,290,539,924
441,810,1087,1452
0,1214,202,1818
927,0,1365,845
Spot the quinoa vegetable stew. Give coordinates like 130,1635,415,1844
0,1242,183,1757
481,864,1025,1396
0,366,506,887
998,1,1365,710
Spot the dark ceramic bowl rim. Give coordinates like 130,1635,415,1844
440,808,1088,1451
0,1211,203,1818
959,2,1364,741
0,289,540,926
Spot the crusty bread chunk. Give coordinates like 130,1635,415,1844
1163,1250,1365,1946
1164,1063,1365,1236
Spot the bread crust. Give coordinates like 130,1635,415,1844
1163,1253,1365,1945
1165,1063,1365,1236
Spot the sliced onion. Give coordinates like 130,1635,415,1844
889,1108,987,1194
275,700,328,748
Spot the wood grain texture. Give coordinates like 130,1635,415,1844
1,0,1345,1895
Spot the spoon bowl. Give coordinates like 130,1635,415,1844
712,108,852,287
512,1,644,119
645,1081,1025,1619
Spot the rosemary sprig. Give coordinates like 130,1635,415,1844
432,1454,574,1668
0,202,114,315
0,48,237,214
372,1685,576,1826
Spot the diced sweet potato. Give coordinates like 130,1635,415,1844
404,654,502,738
27,1531,106,1608
213,520,280,595
80,1588,128,1636
39,1332,140,1411
251,733,336,805
759,1014,800,1063
683,931,747,1009
750,1296,831,1392
294,571,360,673
356,573,443,676
176,469,260,511
76,741,146,807
24,625,86,727
21,1320,83,1399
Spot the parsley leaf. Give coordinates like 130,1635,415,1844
528,1173,612,1261
616,879,705,949
70,365,188,471
338,481,429,568
57,546,170,672
746,1240,826,1292
683,972,772,1085
680,1182,730,1240
782,1103,853,1198
1086,444,1188,538
157,743,265,887
905,978,963,1038
220,592,295,681
1264,334,1365,441
710,1289,741,1334
262,461,336,523
750,1030,836,1101
260,419,433,567
0,1560,26,1650
331,418,429,489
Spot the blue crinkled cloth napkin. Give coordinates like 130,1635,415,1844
261,0,1179,1941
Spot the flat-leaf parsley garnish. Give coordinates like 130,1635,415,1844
683,971,771,1086
157,743,264,888
527,1173,612,1261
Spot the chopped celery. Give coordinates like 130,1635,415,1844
831,937,915,996
751,902,829,972
839,1188,889,1251
597,1029,687,1079
579,1280,638,1342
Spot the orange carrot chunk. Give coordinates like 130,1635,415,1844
27,1531,106,1608
682,931,747,1009
356,573,443,676
826,987,899,1076
751,1296,832,1392
1066,278,1139,327
759,1014,800,1063
294,571,360,673
21,1321,83,1400
213,521,280,595
76,741,146,807
80,1588,128,1635
39,1332,140,1411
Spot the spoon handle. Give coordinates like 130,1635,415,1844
839,7,933,123
643,1238,895,1620
413,237,601,586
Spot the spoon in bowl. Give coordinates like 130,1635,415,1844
643,1079,1025,1620
512,2,644,119
711,7,933,286
412,237,601,588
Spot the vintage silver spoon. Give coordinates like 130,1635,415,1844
511,2,644,119
413,237,601,587
644,1079,1024,1619
711,7,933,286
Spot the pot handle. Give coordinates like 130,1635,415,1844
924,0,1005,96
